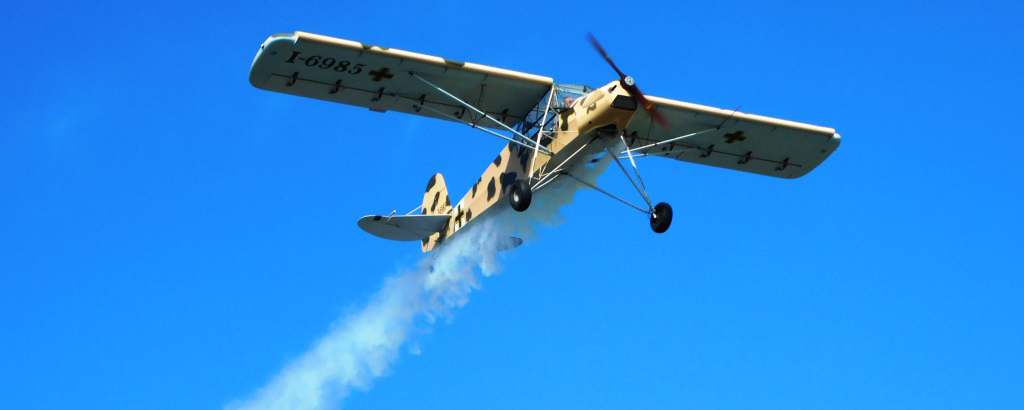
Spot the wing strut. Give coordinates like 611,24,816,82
624,127,720,155
415,104,544,153
410,72,553,155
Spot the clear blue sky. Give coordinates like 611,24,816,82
2,1,1022,409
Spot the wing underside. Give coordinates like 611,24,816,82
249,32,554,129
624,96,841,178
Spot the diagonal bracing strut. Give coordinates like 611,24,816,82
415,104,544,153
410,72,552,155
617,134,653,208
563,172,649,214
624,127,719,154
582,127,724,215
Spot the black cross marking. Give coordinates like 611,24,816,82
454,206,465,228
369,67,394,82
724,131,747,144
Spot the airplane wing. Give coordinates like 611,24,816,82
249,32,554,129
622,96,841,179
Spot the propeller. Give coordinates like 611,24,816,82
587,33,669,128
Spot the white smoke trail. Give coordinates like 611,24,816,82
228,147,618,410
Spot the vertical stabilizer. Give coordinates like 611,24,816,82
421,173,452,251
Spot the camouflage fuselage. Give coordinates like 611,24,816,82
421,81,637,252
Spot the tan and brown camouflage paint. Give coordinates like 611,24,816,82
421,81,636,252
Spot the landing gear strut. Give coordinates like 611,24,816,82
561,135,676,233
509,180,532,212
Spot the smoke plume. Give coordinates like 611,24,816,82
228,149,617,410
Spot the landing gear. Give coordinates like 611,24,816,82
509,180,532,212
559,139,677,234
649,202,673,233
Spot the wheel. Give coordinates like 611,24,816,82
649,202,673,233
509,180,532,212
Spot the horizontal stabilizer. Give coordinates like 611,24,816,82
358,214,450,242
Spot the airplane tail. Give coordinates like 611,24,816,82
421,173,452,252
422,173,451,216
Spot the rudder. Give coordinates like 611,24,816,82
422,173,451,215
421,173,452,252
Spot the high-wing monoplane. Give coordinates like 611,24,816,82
249,32,841,252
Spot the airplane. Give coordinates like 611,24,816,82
248,32,841,252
